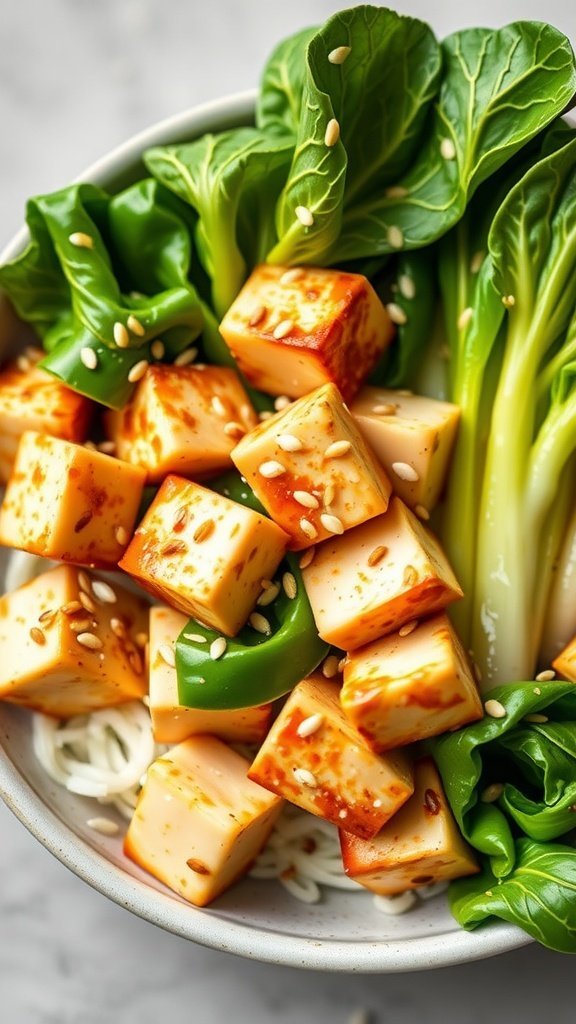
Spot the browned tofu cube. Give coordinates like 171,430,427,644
340,758,479,895
0,348,93,483
104,364,258,483
119,474,288,635
0,564,148,717
149,606,272,744
341,614,483,751
0,432,146,567
350,387,460,512
552,635,576,681
231,383,392,549
124,736,283,906
219,264,394,402
302,497,463,650
248,674,414,839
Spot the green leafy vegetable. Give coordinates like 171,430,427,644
257,26,318,136
370,250,437,388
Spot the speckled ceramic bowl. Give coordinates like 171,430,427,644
0,92,530,972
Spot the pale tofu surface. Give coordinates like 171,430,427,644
341,614,483,751
0,431,146,567
148,606,272,744
0,564,148,717
124,735,283,906
340,758,479,894
302,497,463,650
105,364,257,483
232,383,392,549
350,387,460,511
119,474,288,635
552,635,576,681
248,674,414,839
219,264,394,402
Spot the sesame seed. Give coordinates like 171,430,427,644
259,460,286,479
458,307,473,331
324,440,351,459
324,118,340,147
135,632,148,649
372,403,396,416
91,580,117,604
481,783,504,804
415,504,430,521
248,305,266,327
470,251,485,274
524,713,549,724
398,274,416,301
210,637,227,660
184,633,208,644
80,347,98,370
294,490,320,510
257,583,280,607
128,360,149,383
367,545,388,567
300,518,318,540
322,655,340,679
502,294,516,308
385,185,408,198
535,669,555,681
38,608,57,626
259,410,273,421
533,687,542,695
209,395,226,417
224,421,245,439
274,395,291,411
403,565,418,587
158,643,176,667
273,319,295,340
293,767,318,787
61,601,82,616
386,302,407,325
440,137,457,160
97,441,116,455
86,817,120,836
79,592,96,613
69,231,94,249
484,699,507,719
249,612,272,636
277,433,303,452
29,626,46,645
280,267,305,285
127,314,145,337
320,512,344,535
387,225,404,249
76,632,103,650
110,618,127,639
69,618,92,634
174,347,198,367
392,461,419,482
297,713,325,738
323,483,336,507
193,519,215,543
299,548,315,569
113,322,130,348
399,620,418,637
16,355,32,372
77,571,91,593
151,340,165,360
328,45,351,64
115,526,129,546
282,572,297,599
295,205,314,227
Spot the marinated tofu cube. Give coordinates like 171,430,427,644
104,364,258,483
302,497,463,650
0,564,148,717
0,348,93,484
0,432,145,567
350,387,460,512
124,735,283,906
119,474,288,635
149,606,272,744
341,614,483,751
340,758,479,894
231,383,392,550
552,635,576,681
219,264,394,402
248,674,413,839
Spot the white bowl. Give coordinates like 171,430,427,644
0,92,530,972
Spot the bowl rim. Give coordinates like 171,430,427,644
0,89,531,972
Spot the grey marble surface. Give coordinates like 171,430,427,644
1,1,576,1021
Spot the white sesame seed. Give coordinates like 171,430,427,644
158,643,176,668
293,767,318,787
113,322,130,348
248,305,266,327
76,632,103,650
249,612,272,636
323,483,336,507
533,687,542,695
280,267,305,285
97,441,116,455
224,421,245,439
77,571,91,593
183,633,208,643
328,45,351,65
295,205,314,227
386,302,407,325
294,490,320,510
385,185,408,198
324,439,352,459
69,231,94,249
259,410,273,421
80,347,98,370
398,274,416,301
300,518,318,540
151,339,165,360
338,657,347,673
502,294,516,308
257,583,280,607
440,137,457,160
110,617,126,638
470,251,485,274
372,403,396,415
524,713,549,724
415,504,430,521
273,319,295,340
259,460,286,479
480,783,504,804
29,626,46,646
387,225,404,249
392,461,419,482
274,395,291,412
128,360,149,383
299,548,315,569
324,118,340,147
535,669,555,682
484,699,507,719
282,572,297,599
91,580,117,604
399,620,418,637
174,347,198,367
86,817,120,836
367,545,388,567
322,655,340,679
115,526,129,546
457,307,474,331
127,314,145,337
277,433,303,452
210,637,227,660
320,512,344,535
211,395,227,417
297,713,325,738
